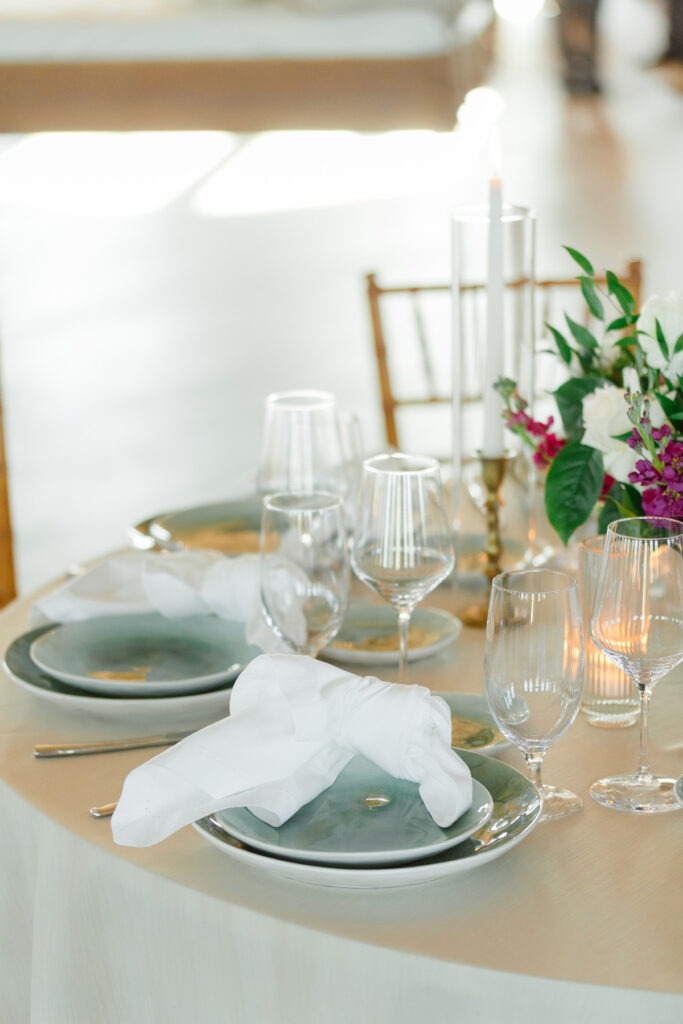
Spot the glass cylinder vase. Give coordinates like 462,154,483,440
450,204,544,572
578,535,639,727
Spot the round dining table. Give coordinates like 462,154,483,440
1,570,682,1024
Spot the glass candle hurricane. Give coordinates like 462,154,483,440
578,536,639,728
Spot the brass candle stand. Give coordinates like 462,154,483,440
461,453,510,628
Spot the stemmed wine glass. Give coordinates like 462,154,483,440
351,454,454,680
257,390,348,498
589,517,683,813
484,569,584,823
260,492,350,656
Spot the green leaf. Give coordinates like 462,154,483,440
598,483,622,533
565,313,598,350
674,333,683,355
545,442,604,545
617,483,645,518
654,390,681,420
598,482,643,532
563,246,594,276
606,316,631,332
545,323,573,365
553,377,604,440
579,276,604,320
605,272,635,315
655,318,670,361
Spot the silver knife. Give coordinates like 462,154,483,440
33,732,192,758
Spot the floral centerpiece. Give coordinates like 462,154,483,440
496,247,683,544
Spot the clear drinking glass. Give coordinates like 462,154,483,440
578,535,639,727
484,569,584,823
260,492,350,656
257,390,347,497
589,517,683,813
351,453,455,679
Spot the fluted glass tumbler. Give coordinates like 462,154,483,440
578,536,639,727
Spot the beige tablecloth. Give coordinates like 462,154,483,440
1,579,682,1023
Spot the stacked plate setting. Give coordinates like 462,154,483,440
194,748,542,888
4,614,261,721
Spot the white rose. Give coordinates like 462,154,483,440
638,291,683,379
581,384,666,481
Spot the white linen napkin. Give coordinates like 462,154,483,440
111,653,473,847
29,551,300,653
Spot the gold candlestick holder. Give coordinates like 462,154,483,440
461,454,510,628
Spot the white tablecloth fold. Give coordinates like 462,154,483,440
111,654,473,847
29,551,297,653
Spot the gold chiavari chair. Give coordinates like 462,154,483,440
366,260,642,451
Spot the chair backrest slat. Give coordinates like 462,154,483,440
366,260,642,449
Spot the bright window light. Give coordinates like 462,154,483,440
0,132,237,218
494,0,545,22
193,131,459,217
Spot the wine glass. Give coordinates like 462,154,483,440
484,569,584,823
589,517,683,813
260,492,349,656
351,453,454,680
257,390,347,498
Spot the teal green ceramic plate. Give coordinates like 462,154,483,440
215,759,492,866
194,750,541,888
5,624,236,722
147,496,262,555
675,776,683,807
436,692,507,753
324,604,461,666
29,613,261,697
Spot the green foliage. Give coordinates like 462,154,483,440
579,276,604,320
598,482,643,532
654,318,670,361
563,246,594,275
545,442,604,545
545,324,573,366
605,271,635,315
654,390,683,423
553,377,604,440
564,313,598,350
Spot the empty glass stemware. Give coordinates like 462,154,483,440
260,492,350,657
351,454,455,679
589,517,683,813
257,390,347,498
484,569,584,823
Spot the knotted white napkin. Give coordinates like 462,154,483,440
30,551,299,653
111,653,472,847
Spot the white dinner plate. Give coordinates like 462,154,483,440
4,624,238,724
29,614,259,696
324,604,461,666
215,759,492,866
193,750,541,888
